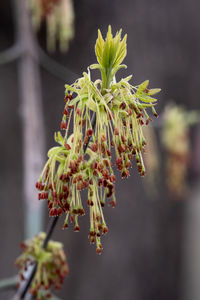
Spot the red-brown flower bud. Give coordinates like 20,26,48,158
89,236,95,244
98,178,103,187
63,109,69,117
120,102,126,109
76,108,82,116
89,178,93,185
110,174,116,182
102,226,109,235
116,157,122,166
60,120,67,130
109,200,116,208
86,128,93,136
91,143,98,152
103,159,110,167
96,247,102,255
153,112,159,118
128,108,132,116
121,169,130,178
114,128,119,135
125,161,132,168
74,225,80,232
139,119,144,125
57,207,63,216
64,143,71,150
62,223,69,229
107,149,111,156
63,202,70,211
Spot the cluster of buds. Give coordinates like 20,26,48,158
29,0,74,52
37,26,160,253
162,104,199,199
15,233,69,300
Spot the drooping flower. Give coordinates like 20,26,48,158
162,103,199,198
36,26,161,253
29,0,74,52
15,233,69,300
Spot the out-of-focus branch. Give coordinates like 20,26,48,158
0,44,21,65
12,0,45,238
38,46,78,81
0,42,79,80
0,276,18,291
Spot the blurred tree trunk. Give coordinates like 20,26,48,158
13,0,45,238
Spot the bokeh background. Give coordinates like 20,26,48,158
0,0,200,299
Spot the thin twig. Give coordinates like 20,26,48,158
38,46,79,81
42,216,59,249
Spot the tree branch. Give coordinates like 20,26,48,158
38,46,78,81
0,44,22,65
0,276,18,291
12,0,46,239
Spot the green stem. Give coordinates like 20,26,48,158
101,68,112,94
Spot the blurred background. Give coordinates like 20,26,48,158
0,0,200,299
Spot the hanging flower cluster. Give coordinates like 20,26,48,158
29,0,74,52
15,233,69,300
36,26,161,254
162,103,199,199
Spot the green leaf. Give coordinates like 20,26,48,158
139,93,157,103
95,29,105,65
122,75,132,82
138,80,149,92
94,26,128,90
138,103,156,108
148,88,161,95
113,34,127,68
